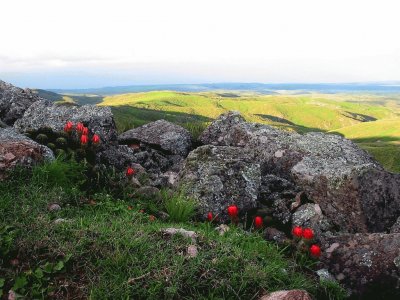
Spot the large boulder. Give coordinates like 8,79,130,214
178,145,261,222
119,119,192,156
321,233,400,298
0,128,54,178
14,100,118,145
0,80,43,125
199,111,400,233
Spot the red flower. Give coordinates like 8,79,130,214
310,244,321,258
292,226,303,238
149,215,156,221
128,206,133,210
82,127,89,135
76,122,84,133
64,121,73,132
92,134,100,144
254,216,263,229
302,228,314,240
80,134,89,145
207,212,213,222
139,209,144,213
227,205,239,218
126,167,135,177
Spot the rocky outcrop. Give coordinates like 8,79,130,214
0,128,54,178
0,80,43,125
179,145,261,222
119,119,192,156
390,217,400,233
321,233,400,298
14,100,118,145
197,111,400,233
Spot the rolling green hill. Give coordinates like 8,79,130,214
44,90,400,172
98,91,398,130
331,119,400,172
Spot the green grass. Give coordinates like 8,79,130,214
99,91,399,133
0,162,346,299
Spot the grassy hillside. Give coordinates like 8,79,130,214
0,161,345,299
332,119,400,172
42,90,400,172
99,91,398,132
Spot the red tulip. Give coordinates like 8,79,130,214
82,127,89,135
92,134,100,144
64,121,73,132
76,122,84,133
126,167,135,177
254,216,263,229
80,134,89,145
302,228,314,240
310,244,321,258
227,205,239,218
292,226,303,238
207,212,213,222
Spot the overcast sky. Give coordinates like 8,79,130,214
1,0,400,89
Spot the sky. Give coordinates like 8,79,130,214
1,0,400,89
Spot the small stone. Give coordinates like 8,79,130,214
54,218,67,224
316,269,335,282
260,289,312,300
48,203,61,212
162,228,197,243
187,245,198,258
215,224,230,236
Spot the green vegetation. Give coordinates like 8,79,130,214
0,161,346,299
44,89,400,172
97,91,400,172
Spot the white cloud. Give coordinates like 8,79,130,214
1,0,400,88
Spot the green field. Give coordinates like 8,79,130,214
51,90,400,172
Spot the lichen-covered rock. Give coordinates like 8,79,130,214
320,233,400,298
0,128,54,178
264,227,289,245
178,145,261,222
14,100,118,145
0,80,43,125
390,216,400,233
119,119,192,156
292,203,333,241
199,111,400,233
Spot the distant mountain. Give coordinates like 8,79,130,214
50,82,400,96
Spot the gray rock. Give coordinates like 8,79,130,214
14,100,118,145
390,216,400,233
119,119,192,156
178,145,261,222
0,128,54,178
292,203,333,241
199,111,400,233
0,80,43,125
259,289,312,300
162,228,197,243
316,269,336,282
320,233,400,297
264,227,289,245
48,203,61,212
